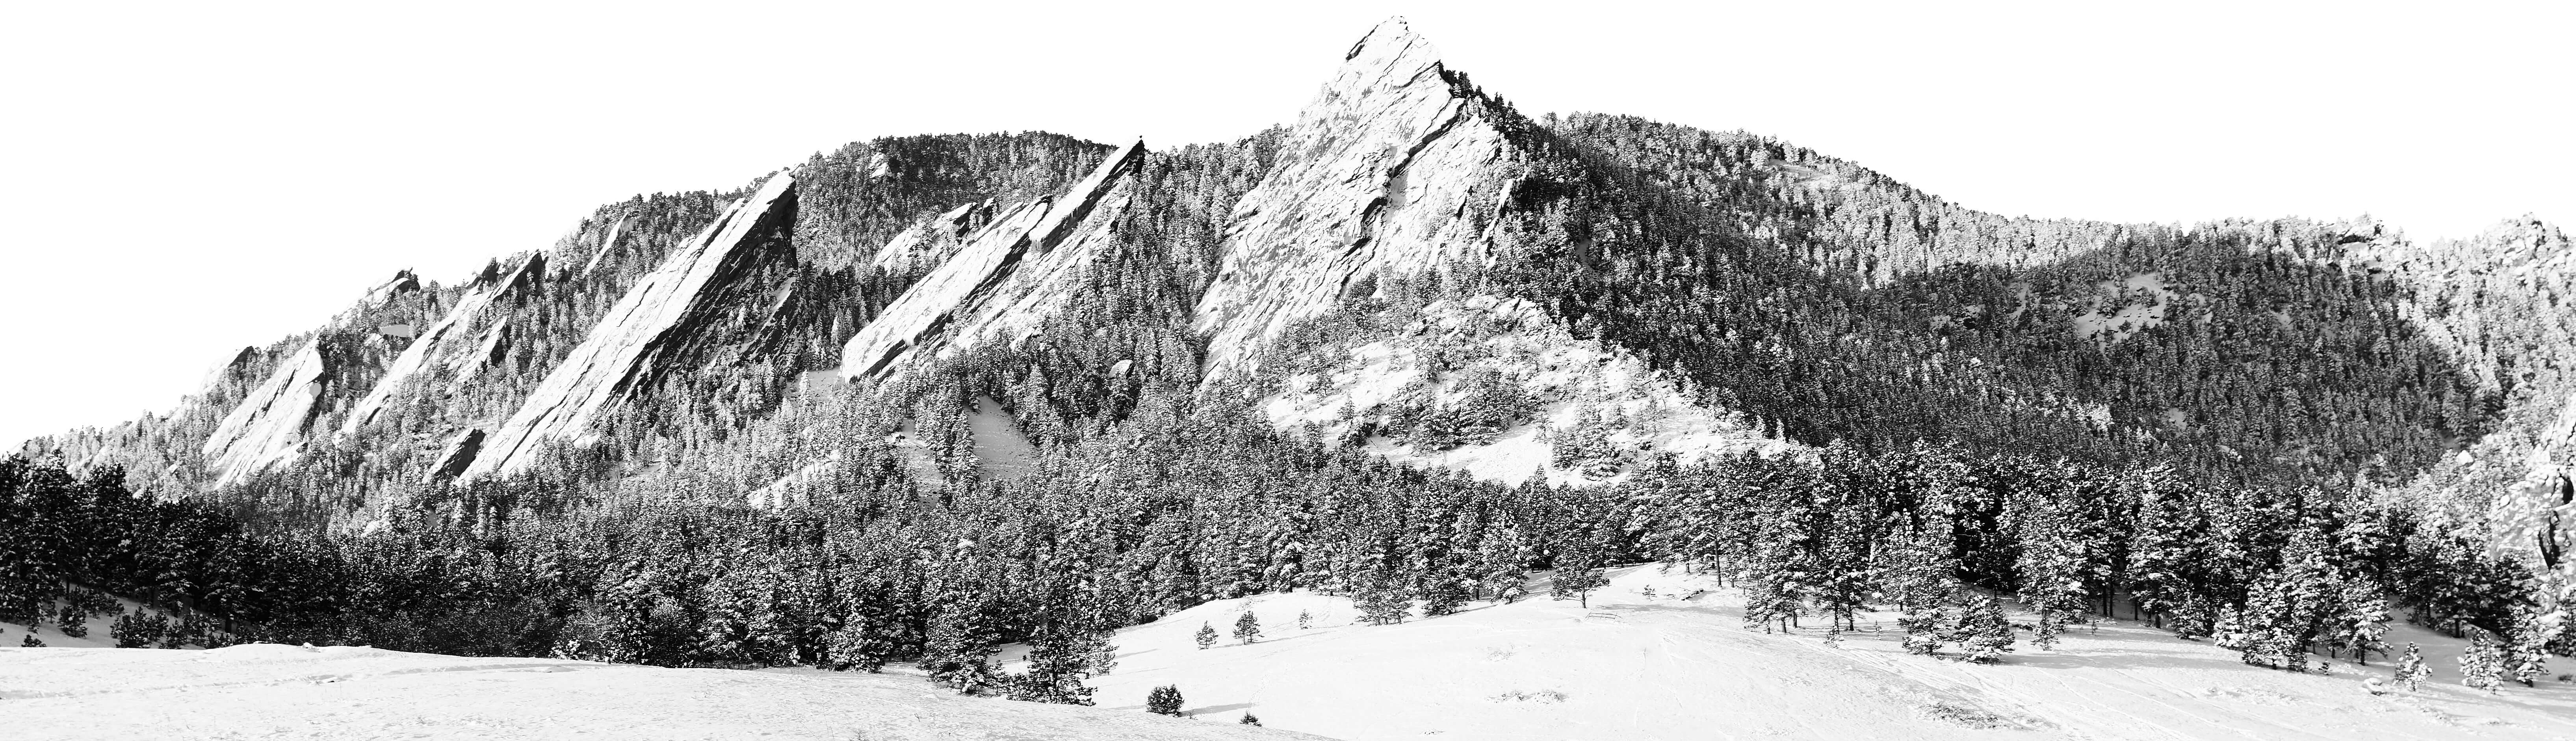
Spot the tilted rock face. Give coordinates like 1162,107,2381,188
201,342,331,487
463,171,800,480
423,428,484,484
1192,19,1529,378
840,140,1146,380
341,253,546,436
871,200,992,270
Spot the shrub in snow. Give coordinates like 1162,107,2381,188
1239,712,1261,726
1296,610,1313,630
1145,685,1184,716
20,634,43,647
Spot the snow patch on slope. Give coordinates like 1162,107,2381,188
1266,295,1786,486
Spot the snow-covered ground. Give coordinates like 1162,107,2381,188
13,566,2576,739
0,644,1325,741
1016,565,2576,740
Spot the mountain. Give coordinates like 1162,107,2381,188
7,17,2576,739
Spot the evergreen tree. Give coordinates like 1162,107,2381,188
2460,629,2507,693
20,634,42,647
2393,642,2430,691
1233,612,1262,644
1296,610,1313,630
1145,684,1184,716
1951,595,2016,664
1194,622,1218,650
1239,712,1261,726
1552,566,1609,609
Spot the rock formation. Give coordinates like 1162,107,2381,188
340,253,546,436
201,342,331,487
1192,19,1531,378
871,200,992,269
840,140,1146,381
422,428,483,484
463,171,800,480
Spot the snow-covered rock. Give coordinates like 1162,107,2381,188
199,342,331,487
341,253,545,436
1192,19,1530,378
464,170,799,480
840,140,1146,380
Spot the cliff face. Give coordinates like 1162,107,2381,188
200,342,332,487
839,140,1146,381
340,253,546,436
463,170,800,480
1191,19,1531,378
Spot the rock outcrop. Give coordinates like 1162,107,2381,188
340,253,546,436
1192,19,1530,378
201,342,331,487
871,200,992,269
423,428,484,484
840,141,1146,381
463,171,800,480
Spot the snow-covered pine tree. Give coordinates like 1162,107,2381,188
1296,609,1313,629
1145,684,1184,716
2326,580,2389,664
1194,621,1218,650
1887,524,1960,656
2508,609,2552,687
1421,576,1470,616
1952,594,2016,664
2393,642,2430,691
1233,611,1261,644
1552,565,1609,609
2460,628,2507,692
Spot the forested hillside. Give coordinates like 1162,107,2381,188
7,17,2573,714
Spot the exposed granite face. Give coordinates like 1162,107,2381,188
201,342,331,487
1191,19,1532,378
340,253,546,436
464,171,800,480
422,428,484,484
839,141,1146,381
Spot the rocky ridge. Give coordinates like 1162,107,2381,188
839,140,1146,381
1191,19,1531,378
462,170,800,480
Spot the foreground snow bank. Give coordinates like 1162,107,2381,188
0,643,1323,741
1033,565,2576,741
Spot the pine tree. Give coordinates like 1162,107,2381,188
1296,610,1313,630
1239,712,1261,726
1420,577,1470,616
1194,621,1218,650
2460,629,2507,693
1951,595,2016,664
20,634,43,647
2393,642,2429,691
1232,612,1261,644
1552,566,1609,609
1145,684,1184,716
2507,612,2552,687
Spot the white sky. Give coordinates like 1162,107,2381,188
2,0,2569,447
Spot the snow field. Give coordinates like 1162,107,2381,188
1020,564,2576,741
